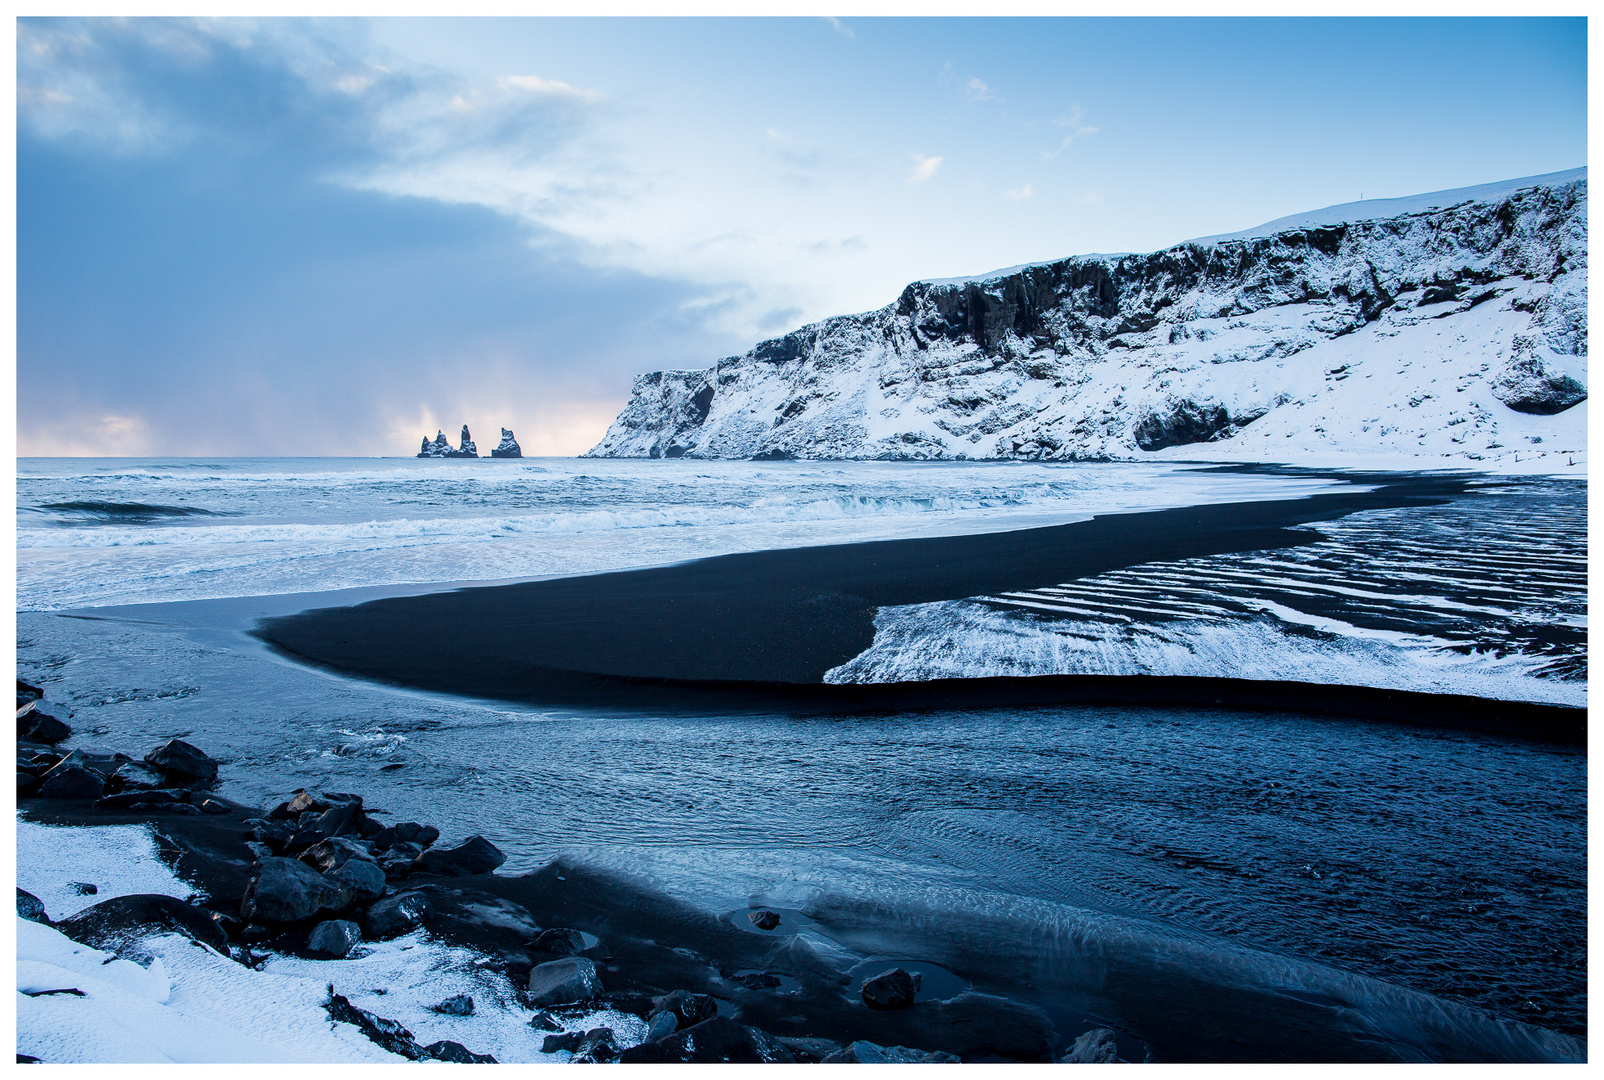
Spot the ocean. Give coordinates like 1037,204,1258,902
14,456,1587,1054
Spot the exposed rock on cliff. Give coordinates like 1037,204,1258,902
491,428,522,458
587,169,1586,468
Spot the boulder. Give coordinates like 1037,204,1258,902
646,1010,678,1040
313,801,361,838
17,888,49,924
526,956,602,1007
1491,352,1587,415
571,1028,622,1063
364,891,434,940
412,835,505,877
143,739,219,783
36,765,105,800
1062,1027,1119,1064
528,1010,563,1032
747,909,781,930
860,967,921,1010
241,857,353,924
107,762,166,791
301,837,376,873
18,709,71,745
137,802,202,816
373,822,439,851
430,994,474,1016
775,1036,845,1063
306,919,363,959
69,883,98,896
57,894,229,957
17,771,37,795
424,1041,497,1064
541,1031,585,1054
491,428,522,458
197,799,231,815
822,1041,961,1064
328,858,386,903
620,1016,796,1064
325,988,428,1060
530,927,587,956
650,989,718,1030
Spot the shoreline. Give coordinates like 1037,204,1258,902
17,783,1587,1064
255,475,1488,705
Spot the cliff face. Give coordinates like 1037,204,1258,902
586,171,1586,467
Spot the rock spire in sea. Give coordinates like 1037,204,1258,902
416,426,481,458
492,429,522,458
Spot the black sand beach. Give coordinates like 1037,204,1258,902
255,474,1582,741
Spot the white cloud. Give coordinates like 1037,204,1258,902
334,73,373,95
1003,183,1033,200
825,17,854,39
1045,106,1099,157
965,76,995,101
906,153,943,185
499,74,605,103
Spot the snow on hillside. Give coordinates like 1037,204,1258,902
587,170,1586,472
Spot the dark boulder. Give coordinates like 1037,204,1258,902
430,994,474,1016
241,857,353,924
18,709,72,745
860,967,921,1010
313,801,361,839
36,765,105,800
324,987,427,1060
69,883,98,896
107,762,166,792
143,739,219,783
530,927,587,956
57,894,229,957
412,835,505,877
329,858,386,903
747,909,781,930
620,1016,796,1064
306,919,363,958
197,799,231,815
364,891,434,940
97,787,186,812
137,802,202,816
17,888,49,924
529,1010,564,1032
424,1041,497,1064
541,1031,585,1054
571,1028,622,1063
526,956,602,1007
650,989,719,1030
775,1036,845,1063
301,837,375,873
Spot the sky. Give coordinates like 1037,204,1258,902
16,16,1588,456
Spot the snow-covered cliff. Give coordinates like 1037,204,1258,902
587,169,1586,469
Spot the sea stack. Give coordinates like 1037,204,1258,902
416,426,479,458
491,428,522,458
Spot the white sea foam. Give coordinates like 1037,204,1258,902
823,599,1583,707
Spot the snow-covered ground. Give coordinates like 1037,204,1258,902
15,817,642,1064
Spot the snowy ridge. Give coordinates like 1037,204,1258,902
587,171,1586,470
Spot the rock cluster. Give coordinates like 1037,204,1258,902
416,425,479,458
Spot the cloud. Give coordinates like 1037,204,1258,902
1044,106,1100,157
906,153,943,185
1003,183,1033,200
965,76,996,101
498,73,605,104
825,17,854,39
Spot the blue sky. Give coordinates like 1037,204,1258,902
17,16,1587,455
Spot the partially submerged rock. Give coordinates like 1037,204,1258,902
822,1040,961,1064
620,1015,796,1064
143,739,219,784
364,891,434,940
860,967,922,1010
413,835,505,877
